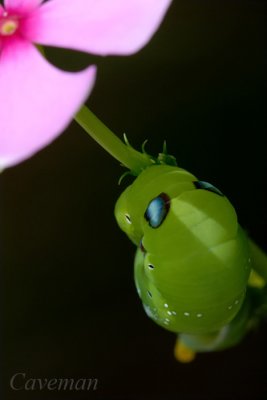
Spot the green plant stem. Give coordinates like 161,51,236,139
75,105,154,175
249,239,267,282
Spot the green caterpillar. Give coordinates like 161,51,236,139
114,163,266,361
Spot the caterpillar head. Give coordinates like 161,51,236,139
115,165,251,334
115,165,197,245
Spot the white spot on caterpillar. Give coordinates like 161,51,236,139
164,303,169,308
143,304,153,318
196,313,203,318
184,312,190,317
167,311,172,316
163,320,170,325
143,304,159,320
228,305,233,310
234,299,239,305
165,318,170,322
172,311,177,315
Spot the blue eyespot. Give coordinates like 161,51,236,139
144,193,170,228
194,181,224,196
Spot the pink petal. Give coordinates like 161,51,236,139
0,39,96,169
0,6,3,49
27,0,172,55
4,0,42,11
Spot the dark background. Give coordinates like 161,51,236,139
1,1,267,399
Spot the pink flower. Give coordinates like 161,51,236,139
0,0,172,169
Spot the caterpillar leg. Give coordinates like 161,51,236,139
248,269,265,289
174,337,196,363
249,239,267,283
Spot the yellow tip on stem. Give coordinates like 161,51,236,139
174,339,196,363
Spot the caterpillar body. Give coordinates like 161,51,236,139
114,164,266,360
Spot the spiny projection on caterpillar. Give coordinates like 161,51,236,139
75,106,267,363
